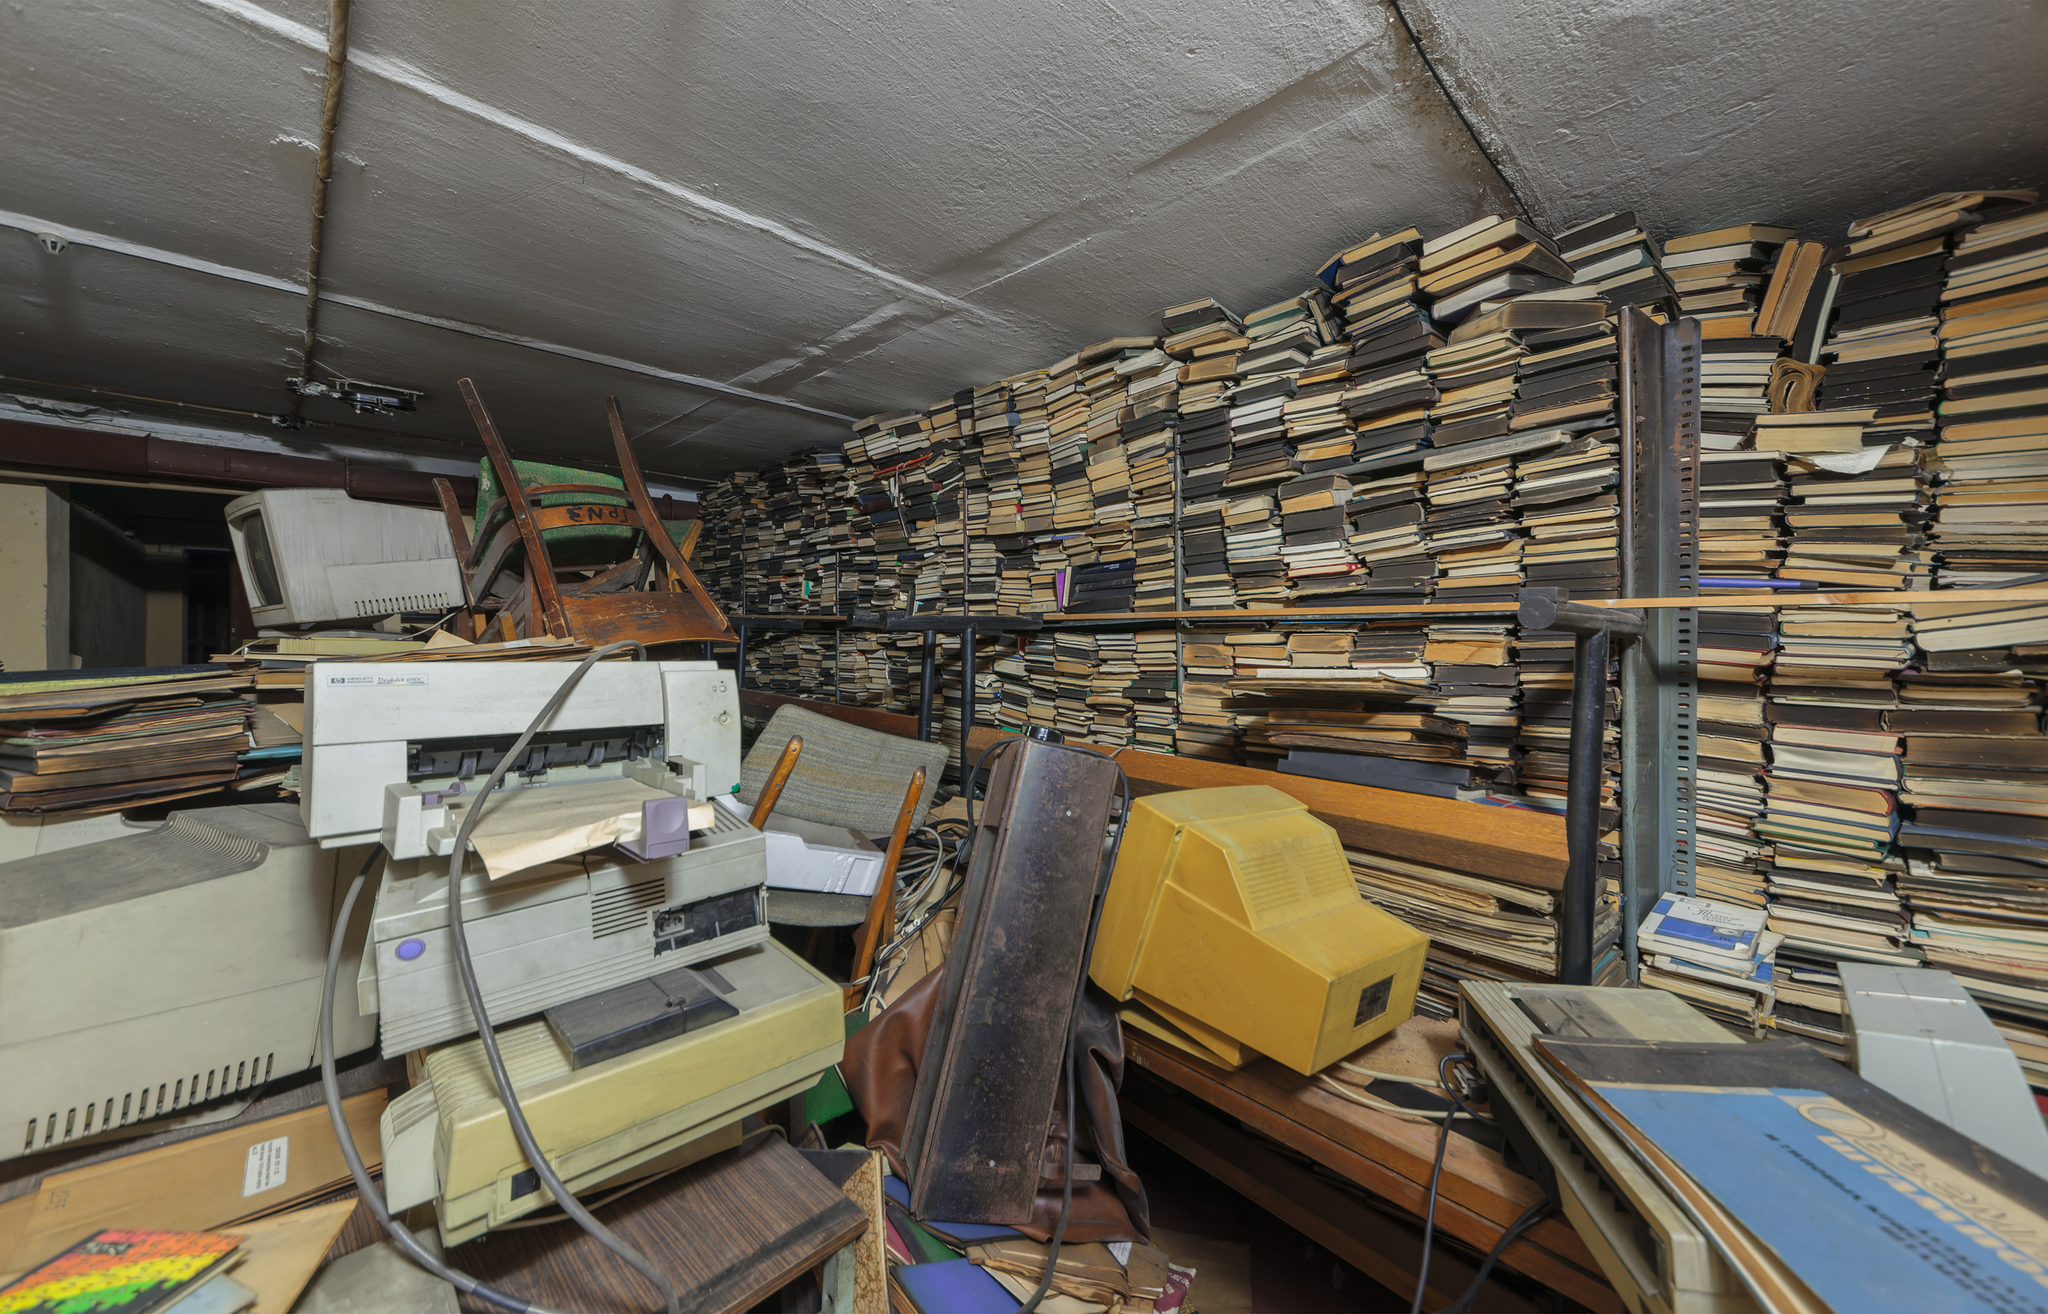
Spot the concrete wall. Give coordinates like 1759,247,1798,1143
68,503,147,669
143,546,187,666
0,480,70,674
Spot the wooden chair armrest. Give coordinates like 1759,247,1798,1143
845,764,925,1013
752,735,803,831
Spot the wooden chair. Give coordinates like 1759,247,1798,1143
739,706,949,1011
431,379,733,647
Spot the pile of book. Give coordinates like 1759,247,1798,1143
1934,198,2048,590
0,666,255,815
1349,847,1559,1016
882,1167,1180,1314
1173,628,1239,761
1553,211,1673,314
1638,891,1781,1032
1691,609,1777,912
1662,222,1792,333
1698,449,1787,585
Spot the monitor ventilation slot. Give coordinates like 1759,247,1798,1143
354,593,452,617
590,877,666,938
22,1053,274,1155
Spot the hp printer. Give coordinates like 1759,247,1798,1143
303,659,771,1054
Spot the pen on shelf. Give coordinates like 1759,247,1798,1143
1698,577,1820,590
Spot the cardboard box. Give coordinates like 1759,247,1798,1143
0,1090,384,1272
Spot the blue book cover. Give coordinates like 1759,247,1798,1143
1541,1038,2048,1314
1641,894,1763,958
895,1258,1020,1314
881,1175,1023,1245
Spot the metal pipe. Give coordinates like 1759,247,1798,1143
1561,627,1609,985
959,627,977,796
917,629,937,741
291,0,352,418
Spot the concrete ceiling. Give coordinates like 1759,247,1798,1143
2,0,2044,482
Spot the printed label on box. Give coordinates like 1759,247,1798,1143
242,1136,289,1197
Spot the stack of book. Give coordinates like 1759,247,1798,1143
1698,336,1784,450
1554,210,1675,314
1900,846,2048,1084
1346,467,1433,605
1761,409,1931,591
1660,222,1793,334
1349,847,1558,1017
1419,215,1574,325
1753,594,1921,1045
1284,307,1357,480
1234,625,1455,774
1692,609,1777,912
1889,662,2048,1066
1172,306,1240,610
1934,197,2048,589
1175,628,1239,761
1128,628,1179,752
1329,230,1438,482
1638,892,1781,1033
1414,622,1511,774
1048,630,1097,742
1086,629,1136,747
1694,672,1772,910
0,666,255,814
1698,450,1788,586
1222,490,1286,603
1276,474,1360,597
1513,625,1617,810
1512,331,1624,599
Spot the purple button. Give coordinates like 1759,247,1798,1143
396,938,426,961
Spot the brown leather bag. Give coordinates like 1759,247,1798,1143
839,967,1150,1243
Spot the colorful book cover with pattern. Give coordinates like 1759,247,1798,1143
0,1229,243,1314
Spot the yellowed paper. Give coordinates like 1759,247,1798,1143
463,779,708,877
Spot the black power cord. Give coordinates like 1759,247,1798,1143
1412,1051,1489,1314
1438,1195,1555,1314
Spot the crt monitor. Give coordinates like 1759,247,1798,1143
225,489,464,627
1090,784,1429,1075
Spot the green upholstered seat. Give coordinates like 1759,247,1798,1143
475,457,634,569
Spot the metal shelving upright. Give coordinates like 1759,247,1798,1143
1618,307,1703,977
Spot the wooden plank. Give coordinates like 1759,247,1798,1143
960,733,1560,885
1124,1034,1617,1311
1113,749,1567,889
964,725,1110,759
453,1130,864,1314
1029,585,2048,621
1122,1076,1537,1313
741,690,917,739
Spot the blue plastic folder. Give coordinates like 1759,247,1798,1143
895,1258,1020,1313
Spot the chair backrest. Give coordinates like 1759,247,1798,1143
738,706,947,835
476,457,635,568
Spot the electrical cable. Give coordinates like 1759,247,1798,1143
1437,1196,1555,1314
438,641,683,1314
1314,1074,1466,1121
318,848,556,1314
1411,1052,1485,1314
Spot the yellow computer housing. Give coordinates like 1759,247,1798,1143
1091,785,1429,1075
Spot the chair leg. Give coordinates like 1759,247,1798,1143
752,735,802,831
845,765,925,1013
